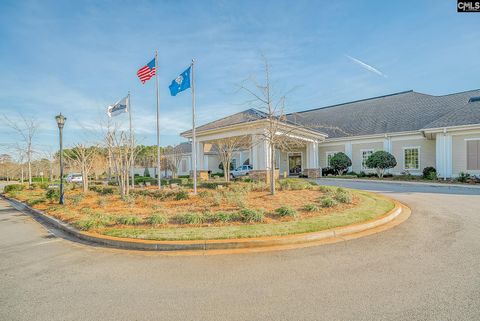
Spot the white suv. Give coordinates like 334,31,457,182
66,173,83,183
230,165,252,179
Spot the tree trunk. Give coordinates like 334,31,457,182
27,154,32,186
82,165,88,193
49,162,53,182
270,144,275,195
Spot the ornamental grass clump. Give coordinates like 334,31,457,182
45,188,60,201
275,206,298,217
303,204,319,212
4,184,25,193
320,196,337,208
318,185,336,194
116,215,143,225
334,190,352,204
223,190,246,208
74,213,115,231
238,208,264,223
175,190,189,200
97,187,114,195
279,178,312,191
198,190,211,198
210,211,240,223
173,213,205,225
250,181,268,192
27,197,46,206
146,213,168,226
70,194,84,206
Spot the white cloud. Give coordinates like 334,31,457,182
345,55,388,78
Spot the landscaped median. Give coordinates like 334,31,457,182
1,179,407,252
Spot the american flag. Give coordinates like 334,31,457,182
137,58,156,84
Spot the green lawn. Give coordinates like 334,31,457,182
101,190,394,241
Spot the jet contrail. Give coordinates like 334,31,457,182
345,55,387,78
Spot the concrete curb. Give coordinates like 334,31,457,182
318,177,480,189
1,194,405,253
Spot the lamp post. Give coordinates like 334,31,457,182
55,114,66,205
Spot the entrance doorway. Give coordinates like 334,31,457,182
288,153,302,176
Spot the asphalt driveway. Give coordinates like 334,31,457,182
1,180,479,321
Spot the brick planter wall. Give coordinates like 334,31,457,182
304,168,321,178
190,170,210,180
249,170,279,182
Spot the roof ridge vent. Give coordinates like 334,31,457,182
469,96,480,103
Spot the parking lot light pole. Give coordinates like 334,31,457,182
55,114,66,205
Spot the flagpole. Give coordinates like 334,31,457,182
191,59,197,195
155,50,161,189
128,91,134,189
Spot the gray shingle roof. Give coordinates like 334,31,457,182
181,109,268,136
182,89,480,139
286,89,480,138
422,99,480,129
174,142,192,153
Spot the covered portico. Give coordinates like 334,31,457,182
181,116,327,179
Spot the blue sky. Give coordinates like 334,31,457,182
1,0,479,156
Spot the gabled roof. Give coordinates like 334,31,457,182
422,98,480,129
181,109,268,136
174,142,192,154
286,89,480,138
181,88,480,140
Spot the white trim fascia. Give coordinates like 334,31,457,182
276,131,316,143
320,133,426,147
403,146,421,171
422,123,480,134
182,119,328,140
181,119,265,138
464,137,480,141
323,130,421,144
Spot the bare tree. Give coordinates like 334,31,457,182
64,144,98,193
164,144,185,179
105,125,137,197
238,57,301,194
91,150,108,180
0,154,15,182
212,136,250,182
41,151,57,182
2,114,38,186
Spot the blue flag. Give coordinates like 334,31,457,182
169,66,191,96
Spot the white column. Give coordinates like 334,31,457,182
383,136,392,153
251,134,269,170
436,132,452,178
345,142,352,172
383,136,392,173
204,155,209,171
196,141,205,170
306,141,319,168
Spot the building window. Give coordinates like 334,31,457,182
326,152,337,167
231,159,237,170
467,140,480,170
404,147,419,170
361,149,374,170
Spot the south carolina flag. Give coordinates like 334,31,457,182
169,66,191,96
